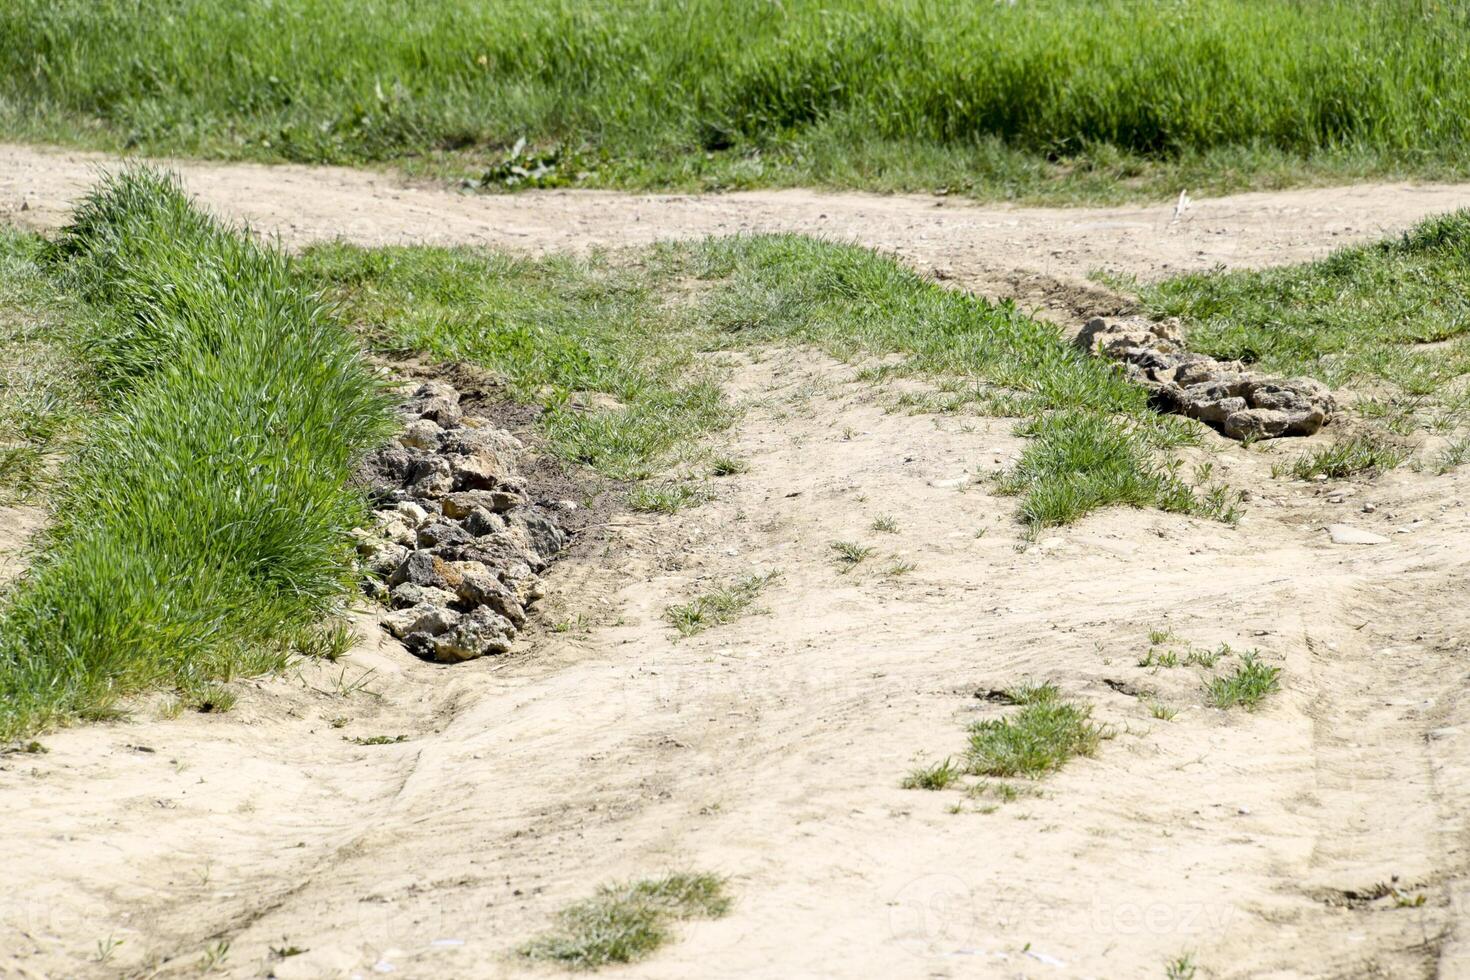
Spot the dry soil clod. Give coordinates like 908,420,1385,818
352,380,567,663
1077,316,1334,440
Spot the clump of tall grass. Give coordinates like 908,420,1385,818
0,167,392,740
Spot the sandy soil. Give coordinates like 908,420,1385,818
3,147,1470,980
1,142,1468,316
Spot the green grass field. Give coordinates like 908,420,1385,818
0,169,391,739
3,1,1468,201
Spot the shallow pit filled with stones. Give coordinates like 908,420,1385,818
351,380,572,663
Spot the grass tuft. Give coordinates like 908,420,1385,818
829,540,874,572
665,571,780,637
1166,953,1199,980
0,167,391,740
967,683,1103,778
629,482,711,514
1205,653,1281,710
1282,432,1408,481
187,684,237,714
521,872,730,970
901,757,961,791
708,455,748,476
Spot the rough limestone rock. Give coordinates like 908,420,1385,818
399,419,444,450
403,380,462,428
462,507,505,537
351,377,569,663
1076,316,1334,440
388,550,446,589
430,606,516,663
388,582,458,610
443,489,522,518
382,603,461,639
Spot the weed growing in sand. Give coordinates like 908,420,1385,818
198,940,230,973
884,559,917,577
521,872,730,969
870,515,900,534
666,571,781,637
350,734,409,745
708,455,748,476
1139,649,1180,670
1166,952,1198,980
187,684,236,714
95,936,123,964
1436,435,1470,473
830,540,875,572
1184,645,1228,669
901,758,961,791
967,683,1104,778
294,620,355,662
328,666,380,700
1277,432,1408,481
1205,654,1281,710
630,482,712,514
0,169,393,740
1144,699,1178,722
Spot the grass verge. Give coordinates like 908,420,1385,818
308,233,1230,530
521,872,731,970
5,2,1470,203
0,167,391,740
666,571,780,638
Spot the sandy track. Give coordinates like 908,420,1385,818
1,142,1467,314
3,147,1470,979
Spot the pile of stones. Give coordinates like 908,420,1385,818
351,381,567,663
1076,316,1334,440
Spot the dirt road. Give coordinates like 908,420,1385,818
2,142,1467,313
3,147,1470,979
